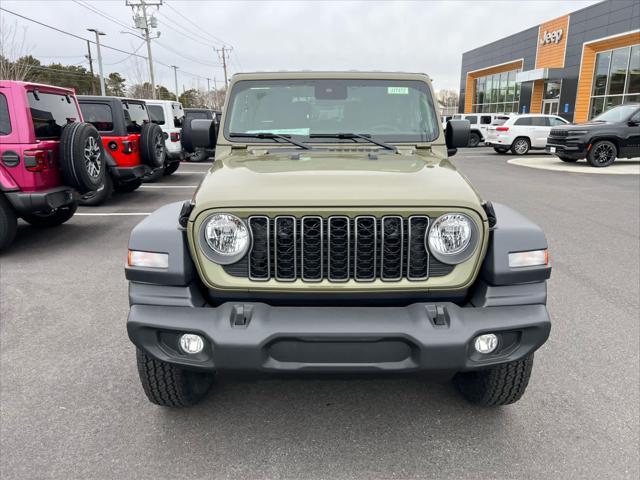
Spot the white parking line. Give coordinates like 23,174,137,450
139,185,198,188
75,212,151,216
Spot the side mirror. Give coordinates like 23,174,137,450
181,118,217,153
628,119,639,127
445,119,470,157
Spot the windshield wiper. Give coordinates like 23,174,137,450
309,133,397,152
229,132,311,150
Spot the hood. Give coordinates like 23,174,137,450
192,149,484,212
557,121,614,130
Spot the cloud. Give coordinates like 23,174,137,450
2,0,599,91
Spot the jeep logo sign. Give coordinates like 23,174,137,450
540,29,563,45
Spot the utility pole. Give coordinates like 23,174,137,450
171,65,179,101
215,46,232,91
87,29,106,96
206,78,211,108
85,40,96,95
126,0,162,99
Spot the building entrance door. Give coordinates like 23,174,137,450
542,99,559,115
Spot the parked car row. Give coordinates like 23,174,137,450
0,80,217,251
452,105,640,167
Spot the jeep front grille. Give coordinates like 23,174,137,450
223,215,455,282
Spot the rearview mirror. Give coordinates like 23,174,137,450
181,118,217,153
445,119,470,157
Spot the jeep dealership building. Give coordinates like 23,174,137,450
458,0,639,122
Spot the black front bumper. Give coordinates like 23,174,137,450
4,186,75,214
128,301,551,374
546,141,587,159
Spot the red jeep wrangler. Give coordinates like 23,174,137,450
0,81,105,251
78,96,165,205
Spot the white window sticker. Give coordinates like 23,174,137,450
387,87,409,95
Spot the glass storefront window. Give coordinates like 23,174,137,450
589,44,639,119
544,80,561,99
472,68,521,114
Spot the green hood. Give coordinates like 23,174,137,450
192,150,484,212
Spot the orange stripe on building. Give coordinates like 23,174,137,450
536,15,569,69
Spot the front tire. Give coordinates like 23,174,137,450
136,349,214,407
21,203,77,227
493,147,509,154
557,155,578,163
0,195,18,251
453,354,534,406
511,137,530,156
587,140,617,167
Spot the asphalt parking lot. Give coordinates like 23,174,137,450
1,148,639,480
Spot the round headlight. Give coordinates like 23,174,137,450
199,213,250,264
427,213,478,264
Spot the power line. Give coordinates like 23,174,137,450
163,1,232,47
154,39,221,68
72,0,138,33
103,42,146,65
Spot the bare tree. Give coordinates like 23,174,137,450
0,19,34,80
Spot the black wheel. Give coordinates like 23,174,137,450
163,161,180,176
21,202,77,227
587,140,617,167
557,155,578,163
188,150,210,162
453,354,534,406
468,132,481,148
142,168,164,183
59,122,106,194
114,178,143,193
493,147,509,154
79,174,113,206
510,137,530,156
136,348,214,407
0,194,18,251
140,122,166,169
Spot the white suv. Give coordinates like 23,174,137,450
485,114,569,155
145,100,185,177
452,114,511,147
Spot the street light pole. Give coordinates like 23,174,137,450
140,2,156,99
87,29,106,96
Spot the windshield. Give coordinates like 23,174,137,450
592,104,639,122
225,79,440,143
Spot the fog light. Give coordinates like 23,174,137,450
127,250,169,269
179,333,204,354
474,334,498,354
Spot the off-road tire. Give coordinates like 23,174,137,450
140,122,166,169
142,168,164,183
587,140,617,167
188,150,210,162
453,354,534,406
59,122,106,194
0,195,18,251
511,137,530,156
21,202,77,227
163,161,180,176
114,178,142,193
136,348,214,407
493,147,509,154
79,173,113,206
468,132,481,148
558,155,578,162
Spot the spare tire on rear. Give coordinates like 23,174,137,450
140,122,166,168
59,122,106,194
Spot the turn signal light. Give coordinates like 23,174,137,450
127,250,169,269
496,126,510,132
508,249,548,268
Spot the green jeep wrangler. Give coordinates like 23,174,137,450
125,72,551,408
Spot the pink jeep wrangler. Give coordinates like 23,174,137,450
0,81,106,250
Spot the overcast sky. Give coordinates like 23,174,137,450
1,0,600,93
